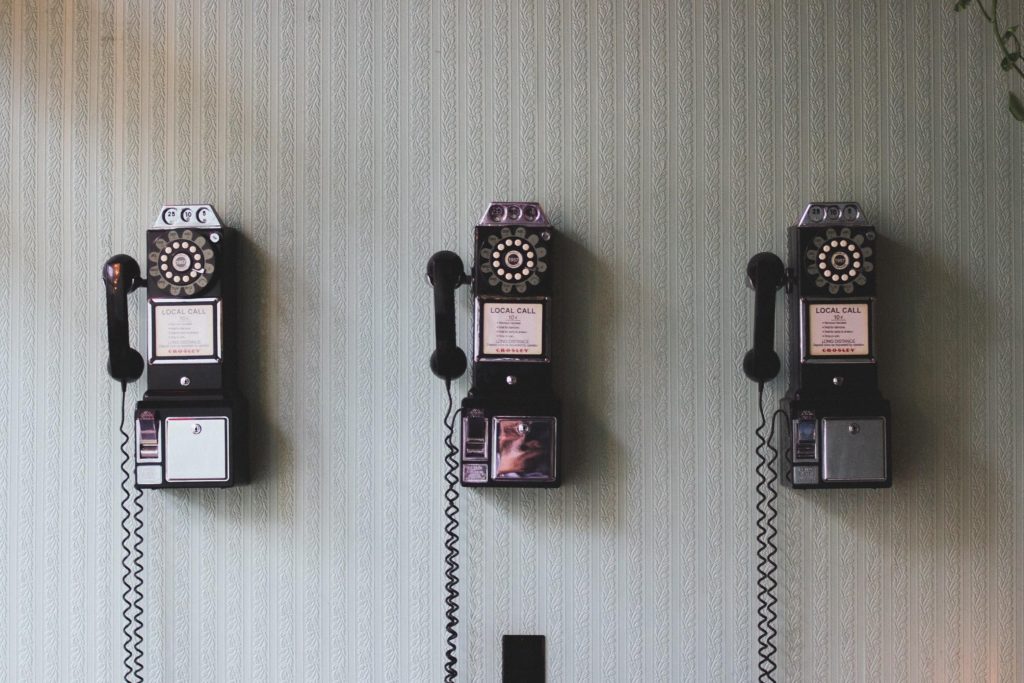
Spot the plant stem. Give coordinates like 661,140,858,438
976,0,1024,80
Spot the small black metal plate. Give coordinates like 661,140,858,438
502,635,545,683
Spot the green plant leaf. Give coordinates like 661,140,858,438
1009,91,1024,121
953,0,971,10
1000,54,1020,70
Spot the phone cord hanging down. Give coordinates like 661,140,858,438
118,382,145,683
755,383,780,683
442,381,461,683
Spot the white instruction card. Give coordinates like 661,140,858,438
482,302,544,356
153,303,216,358
807,302,870,356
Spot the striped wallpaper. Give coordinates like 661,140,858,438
1,0,1022,680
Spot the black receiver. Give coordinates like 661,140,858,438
427,250,468,381
427,201,561,488
743,252,786,384
103,255,146,384
103,204,246,488
744,202,891,489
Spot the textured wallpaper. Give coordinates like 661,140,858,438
1,0,1023,681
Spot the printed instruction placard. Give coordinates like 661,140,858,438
807,302,870,357
153,303,216,358
482,302,544,356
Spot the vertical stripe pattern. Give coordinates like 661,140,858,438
0,1,1021,681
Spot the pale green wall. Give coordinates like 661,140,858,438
1,0,1022,681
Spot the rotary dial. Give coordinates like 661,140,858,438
805,228,874,295
479,226,549,294
147,229,217,296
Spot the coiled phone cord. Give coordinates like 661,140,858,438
118,382,145,683
754,382,780,683
442,381,462,683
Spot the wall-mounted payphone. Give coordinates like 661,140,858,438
428,201,561,488
744,202,891,488
103,204,246,681
426,201,560,682
743,202,892,682
104,204,245,488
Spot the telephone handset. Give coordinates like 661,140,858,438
428,202,561,487
744,202,891,489
427,250,469,381
103,255,146,383
103,204,246,488
743,252,786,383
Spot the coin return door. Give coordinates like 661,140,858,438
820,417,887,484
135,414,231,486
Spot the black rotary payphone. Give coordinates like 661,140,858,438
743,202,891,683
428,201,561,488
103,204,246,681
104,204,245,488
745,201,891,488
